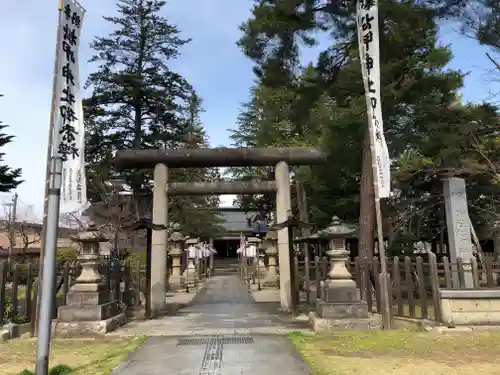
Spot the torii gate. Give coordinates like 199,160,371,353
114,147,326,316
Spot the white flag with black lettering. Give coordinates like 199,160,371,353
356,0,391,198
53,0,88,213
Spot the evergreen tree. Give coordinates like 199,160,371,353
169,90,224,237
458,0,499,85
84,0,192,199
229,67,324,220
83,0,222,236
0,95,22,192
233,0,496,256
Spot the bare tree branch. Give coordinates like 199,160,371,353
486,52,500,71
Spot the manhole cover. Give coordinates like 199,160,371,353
177,336,254,346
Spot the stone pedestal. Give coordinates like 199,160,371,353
255,253,267,278
55,224,126,337
182,258,197,285
317,284,368,319
317,238,368,319
168,229,185,291
263,230,279,288
313,217,372,331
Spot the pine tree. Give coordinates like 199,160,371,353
83,0,222,237
234,0,486,256
458,0,499,85
169,90,223,237
0,95,22,192
229,68,323,219
84,0,192,198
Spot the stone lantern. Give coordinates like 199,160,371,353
262,228,279,287
316,216,368,320
56,222,126,336
248,236,265,280
247,236,261,263
70,222,108,289
183,237,198,285
168,223,185,291
257,240,267,278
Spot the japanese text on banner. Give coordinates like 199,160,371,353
53,0,87,213
356,0,391,198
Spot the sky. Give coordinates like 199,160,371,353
0,0,498,219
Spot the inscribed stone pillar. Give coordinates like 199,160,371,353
443,177,474,288
275,161,292,312
151,163,168,316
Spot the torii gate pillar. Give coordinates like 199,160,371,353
150,163,168,316
275,161,292,312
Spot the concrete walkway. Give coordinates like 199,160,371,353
111,275,312,374
111,275,310,336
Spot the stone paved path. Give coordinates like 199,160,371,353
111,275,312,374
111,275,310,336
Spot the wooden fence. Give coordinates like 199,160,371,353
0,256,212,332
295,254,500,322
4,253,500,330
238,252,500,323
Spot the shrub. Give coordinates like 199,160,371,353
17,364,73,375
49,365,73,375
2,295,29,325
2,295,13,324
56,248,78,263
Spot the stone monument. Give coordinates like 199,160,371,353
56,223,126,336
443,177,474,288
168,223,185,291
309,217,381,331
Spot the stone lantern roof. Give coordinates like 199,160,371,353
316,216,357,239
69,222,108,243
169,232,185,242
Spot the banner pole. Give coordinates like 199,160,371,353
357,0,392,329
35,1,64,373
37,0,64,325
367,122,392,330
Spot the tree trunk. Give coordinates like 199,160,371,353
358,128,375,259
131,21,146,211
494,231,500,262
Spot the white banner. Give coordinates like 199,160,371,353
52,0,88,213
356,0,391,198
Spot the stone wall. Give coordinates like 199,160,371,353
440,289,500,326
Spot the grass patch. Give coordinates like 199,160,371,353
0,336,146,375
289,330,500,375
